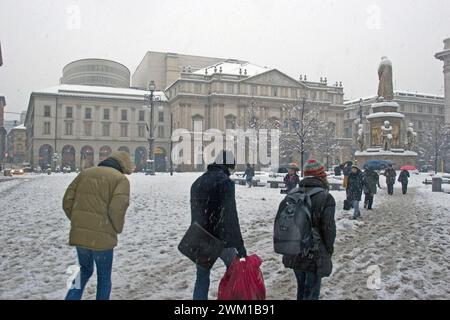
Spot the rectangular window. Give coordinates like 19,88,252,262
102,123,110,137
120,123,128,137
139,110,145,122
158,125,164,138
227,83,234,94
138,125,146,138
428,106,433,114
251,85,257,96
84,122,92,136
418,105,423,113
272,87,278,97
103,109,110,120
194,84,201,94
66,107,73,119
439,107,444,114
44,105,51,117
158,111,164,123
65,122,73,136
85,108,92,120
121,110,128,121
43,122,51,135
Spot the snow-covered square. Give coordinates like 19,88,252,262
0,172,449,300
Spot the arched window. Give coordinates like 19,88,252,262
99,146,112,162
118,146,130,154
61,145,76,169
38,144,53,169
80,146,94,169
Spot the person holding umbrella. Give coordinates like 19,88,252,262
398,166,413,195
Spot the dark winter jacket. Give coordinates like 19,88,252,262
334,166,342,176
284,173,300,192
398,170,410,184
384,168,397,185
190,164,246,256
347,169,364,201
280,177,336,277
243,167,254,179
363,170,380,195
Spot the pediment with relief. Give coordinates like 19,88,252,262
243,69,304,87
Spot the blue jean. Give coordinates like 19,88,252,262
193,248,237,300
65,247,114,300
294,271,322,300
352,200,361,219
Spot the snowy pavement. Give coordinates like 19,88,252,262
0,172,449,300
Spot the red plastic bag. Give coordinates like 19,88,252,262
218,254,266,300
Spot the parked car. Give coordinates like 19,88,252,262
12,168,25,175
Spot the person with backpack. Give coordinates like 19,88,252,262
274,159,336,300
243,163,255,188
63,151,132,300
398,169,410,195
363,169,381,210
283,163,300,193
384,165,397,195
348,165,364,220
190,150,247,300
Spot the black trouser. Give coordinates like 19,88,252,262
401,182,408,195
387,183,394,195
364,193,374,209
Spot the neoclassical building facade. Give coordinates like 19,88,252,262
164,60,349,169
25,84,169,171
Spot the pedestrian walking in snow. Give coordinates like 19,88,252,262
348,165,364,219
190,150,247,300
343,161,354,208
243,163,255,188
398,169,410,195
283,163,300,193
279,160,336,300
384,165,397,195
363,169,381,210
334,165,342,176
63,151,132,300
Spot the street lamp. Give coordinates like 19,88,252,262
358,98,363,124
145,80,156,176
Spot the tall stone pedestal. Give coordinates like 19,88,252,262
355,100,417,169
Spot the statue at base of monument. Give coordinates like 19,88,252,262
405,123,417,151
381,121,393,151
377,56,394,102
356,124,365,152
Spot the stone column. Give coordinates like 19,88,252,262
435,38,450,125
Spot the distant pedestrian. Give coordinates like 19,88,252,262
283,163,300,193
384,165,397,195
334,165,342,176
343,161,353,208
348,165,364,219
63,151,132,300
363,169,381,210
398,170,410,195
279,159,336,300
243,163,255,188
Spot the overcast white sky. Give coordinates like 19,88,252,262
1,0,449,120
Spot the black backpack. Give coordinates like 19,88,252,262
274,187,326,256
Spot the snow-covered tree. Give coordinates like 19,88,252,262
418,123,450,173
279,98,321,176
313,121,341,170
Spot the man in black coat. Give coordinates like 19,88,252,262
384,165,397,195
348,166,364,219
190,150,247,300
398,170,410,195
280,160,336,300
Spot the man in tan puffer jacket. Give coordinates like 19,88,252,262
63,151,132,300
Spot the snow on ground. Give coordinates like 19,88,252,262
0,172,449,300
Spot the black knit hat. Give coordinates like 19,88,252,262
214,150,236,169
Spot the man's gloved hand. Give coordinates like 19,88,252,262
237,247,247,259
